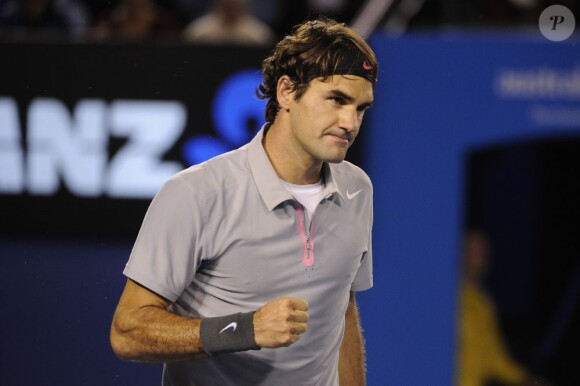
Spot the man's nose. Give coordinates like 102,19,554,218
338,107,359,132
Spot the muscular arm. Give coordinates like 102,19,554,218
338,292,366,386
110,279,207,362
110,279,310,362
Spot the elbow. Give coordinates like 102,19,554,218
110,335,127,361
110,317,136,361
110,328,129,360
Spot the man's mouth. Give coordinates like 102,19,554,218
326,131,353,142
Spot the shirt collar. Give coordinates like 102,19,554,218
247,125,344,211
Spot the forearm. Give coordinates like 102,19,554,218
111,303,206,362
111,280,311,363
339,292,366,386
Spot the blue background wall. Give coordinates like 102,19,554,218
358,32,580,385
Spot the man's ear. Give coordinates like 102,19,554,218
276,75,294,112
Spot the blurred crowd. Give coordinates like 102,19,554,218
0,0,366,42
1,0,578,42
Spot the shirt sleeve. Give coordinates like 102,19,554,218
351,188,374,292
123,175,205,302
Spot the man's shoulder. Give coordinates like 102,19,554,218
168,145,252,196
331,160,372,188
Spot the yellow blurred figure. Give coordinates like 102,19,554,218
456,231,527,386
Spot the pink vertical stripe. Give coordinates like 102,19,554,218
296,204,314,267
307,215,315,267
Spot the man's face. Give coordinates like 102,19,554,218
465,232,489,281
286,75,374,164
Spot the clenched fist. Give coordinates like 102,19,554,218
253,297,309,348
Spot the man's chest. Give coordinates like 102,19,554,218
197,200,370,296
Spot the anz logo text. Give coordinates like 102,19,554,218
0,69,265,199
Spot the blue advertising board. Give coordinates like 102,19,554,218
359,31,580,385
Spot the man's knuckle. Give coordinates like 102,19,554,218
282,309,292,320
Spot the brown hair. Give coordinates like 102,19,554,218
257,17,378,123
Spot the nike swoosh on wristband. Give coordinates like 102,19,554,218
346,189,363,200
219,322,238,334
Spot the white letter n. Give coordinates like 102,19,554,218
27,98,107,196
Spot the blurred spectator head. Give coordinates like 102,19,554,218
463,230,490,283
0,0,88,36
216,0,248,22
22,0,51,23
92,0,179,39
183,0,274,45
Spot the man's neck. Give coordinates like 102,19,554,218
262,123,323,185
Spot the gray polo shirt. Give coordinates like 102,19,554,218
124,126,373,386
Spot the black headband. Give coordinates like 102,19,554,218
306,44,376,82
334,45,376,79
